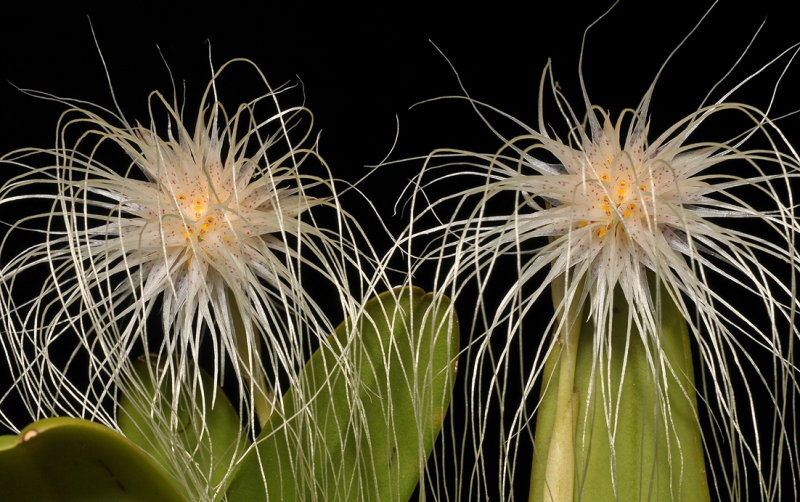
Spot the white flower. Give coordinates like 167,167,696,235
401,29,800,502
0,59,375,434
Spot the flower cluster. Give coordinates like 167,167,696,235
0,59,376,443
401,40,800,501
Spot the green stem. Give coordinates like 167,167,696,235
227,289,273,429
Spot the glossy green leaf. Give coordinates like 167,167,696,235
532,283,710,501
0,417,187,502
226,286,459,501
118,357,250,500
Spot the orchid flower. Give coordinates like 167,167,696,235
398,8,800,501
0,56,388,499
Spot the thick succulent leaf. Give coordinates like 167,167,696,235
532,284,709,501
118,357,250,499
0,417,187,502
226,286,459,501
573,286,709,501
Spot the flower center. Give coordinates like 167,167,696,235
174,188,228,264
581,157,653,238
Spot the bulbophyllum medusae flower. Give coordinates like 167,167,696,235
399,15,800,502
0,58,378,442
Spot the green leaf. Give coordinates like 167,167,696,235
0,417,187,502
118,357,250,500
532,283,710,501
226,286,459,501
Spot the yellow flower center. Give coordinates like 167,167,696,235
582,163,653,239
175,188,226,267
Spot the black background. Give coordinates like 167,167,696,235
1,1,798,500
